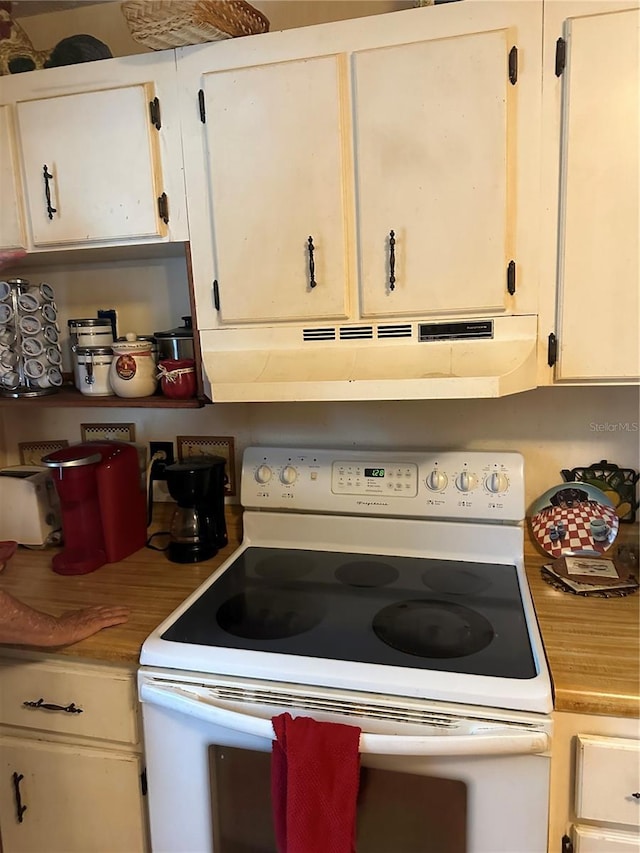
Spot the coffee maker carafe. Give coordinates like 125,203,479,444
42,441,147,575
165,456,227,564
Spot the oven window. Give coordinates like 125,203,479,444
210,746,467,853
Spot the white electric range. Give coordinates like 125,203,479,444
139,447,553,853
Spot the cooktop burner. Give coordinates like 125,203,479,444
162,547,537,679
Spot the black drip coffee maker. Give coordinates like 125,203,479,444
164,456,228,563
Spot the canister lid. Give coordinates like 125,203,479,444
154,316,194,340
112,333,155,354
75,346,114,356
68,318,113,328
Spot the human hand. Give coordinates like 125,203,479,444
0,541,18,572
0,249,27,270
51,605,130,646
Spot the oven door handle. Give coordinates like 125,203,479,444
140,683,550,756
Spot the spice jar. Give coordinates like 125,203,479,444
157,358,196,399
109,333,158,398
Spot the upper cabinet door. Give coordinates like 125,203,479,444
354,30,513,318
0,104,25,250
16,84,165,247
200,55,351,324
554,5,639,381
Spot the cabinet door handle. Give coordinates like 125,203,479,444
12,772,27,823
389,230,396,292
23,698,83,714
632,792,640,799
307,236,317,289
42,165,57,220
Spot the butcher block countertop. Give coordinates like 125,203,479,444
1,506,638,719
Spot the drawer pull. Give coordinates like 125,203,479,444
632,792,640,799
23,698,83,714
12,772,27,823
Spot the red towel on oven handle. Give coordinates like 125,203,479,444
271,712,362,853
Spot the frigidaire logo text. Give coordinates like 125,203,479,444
356,500,389,507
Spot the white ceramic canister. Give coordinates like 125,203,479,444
75,346,114,396
109,334,157,398
68,318,114,348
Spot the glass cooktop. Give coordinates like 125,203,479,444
161,547,537,679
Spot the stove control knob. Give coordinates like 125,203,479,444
426,470,448,491
455,471,478,492
280,465,297,485
255,464,272,484
485,472,509,493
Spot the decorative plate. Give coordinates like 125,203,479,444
529,482,619,558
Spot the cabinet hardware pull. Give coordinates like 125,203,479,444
12,772,27,823
389,230,396,292
547,332,558,367
43,165,57,220
307,236,317,289
213,280,220,311
23,698,83,714
632,792,640,799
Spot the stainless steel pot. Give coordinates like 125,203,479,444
154,316,194,360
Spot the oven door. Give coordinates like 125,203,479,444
139,670,551,853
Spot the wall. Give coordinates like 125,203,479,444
1,376,638,512
17,0,413,59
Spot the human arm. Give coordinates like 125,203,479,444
0,590,129,647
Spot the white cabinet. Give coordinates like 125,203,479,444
0,51,188,253
354,30,515,319
0,104,25,251
0,654,148,853
539,0,640,384
181,1,542,333
548,712,640,853
0,738,146,853
17,86,166,248
198,54,351,324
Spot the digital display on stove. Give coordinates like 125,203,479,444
365,468,385,478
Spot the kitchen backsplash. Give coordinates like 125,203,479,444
1,384,637,513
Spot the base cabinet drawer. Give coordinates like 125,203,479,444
572,825,640,853
575,735,640,826
0,660,139,745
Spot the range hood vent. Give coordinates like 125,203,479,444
377,323,413,339
303,327,336,341
201,315,538,402
339,325,374,340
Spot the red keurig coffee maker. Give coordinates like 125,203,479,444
42,441,147,575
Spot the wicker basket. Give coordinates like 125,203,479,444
121,0,270,50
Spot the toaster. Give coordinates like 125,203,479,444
0,466,61,546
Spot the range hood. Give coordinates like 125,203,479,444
200,315,538,402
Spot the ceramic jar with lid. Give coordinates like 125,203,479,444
157,358,196,399
75,346,114,396
109,333,158,398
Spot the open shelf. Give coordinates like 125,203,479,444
0,385,207,408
